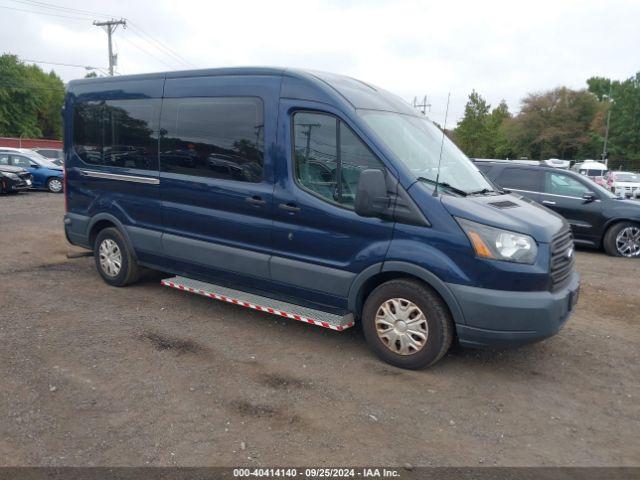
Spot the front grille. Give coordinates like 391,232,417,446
549,226,574,291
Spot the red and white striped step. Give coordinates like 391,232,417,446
160,276,355,331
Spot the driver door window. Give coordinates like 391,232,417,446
545,172,590,198
293,112,383,208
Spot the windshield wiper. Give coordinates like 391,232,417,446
417,177,468,196
467,188,495,195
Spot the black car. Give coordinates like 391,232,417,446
0,164,32,194
476,160,640,258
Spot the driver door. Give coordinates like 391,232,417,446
541,171,604,244
269,103,395,309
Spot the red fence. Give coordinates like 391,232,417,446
0,137,62,149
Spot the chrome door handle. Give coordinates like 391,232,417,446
245,195,266,206
542,200,556,205
279,202,300,213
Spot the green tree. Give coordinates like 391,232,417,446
453,92,514,158
588,73,640,165
0,54,65,139
505,87,600,160
453,90,491,157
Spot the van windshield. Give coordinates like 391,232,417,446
359,110,494,195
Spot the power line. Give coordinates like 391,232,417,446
6,0,195,68
7,0,113,18
127,22,195,68
20,58,108,73
117,35,178,70
2,0,196,70
0,3,87,20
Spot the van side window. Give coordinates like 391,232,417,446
293,112,384,208
73,99,159,171
495,167,542,192
160,97,264,183
73,101,104,166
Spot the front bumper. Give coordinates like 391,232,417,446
448,272,580,348
5,177,31,191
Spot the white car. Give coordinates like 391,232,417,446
606,171,640,199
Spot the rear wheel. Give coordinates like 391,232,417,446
362,279,454,369
603,222,640,258
46,177,63,193
94,227,141,286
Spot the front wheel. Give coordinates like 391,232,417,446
46,177,63,193
361,279,454,369
603,222,640,258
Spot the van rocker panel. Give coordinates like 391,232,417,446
162,233,270,279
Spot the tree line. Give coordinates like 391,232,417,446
451,72,640,171
0,54,65,140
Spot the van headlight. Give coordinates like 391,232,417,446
456,218,538,264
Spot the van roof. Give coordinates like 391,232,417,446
66,67,418,116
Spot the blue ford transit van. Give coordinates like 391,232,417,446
63,68,580,369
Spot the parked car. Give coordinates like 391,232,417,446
476,160,640,258
33,148,64,166
0,159,32,193
0,148,64,193
605,171,640,198
63,68,580,369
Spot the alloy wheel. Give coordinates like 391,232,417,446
615,226,640,258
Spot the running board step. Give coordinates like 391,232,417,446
161,276,355,331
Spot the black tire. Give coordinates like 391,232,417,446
361,279,454,369
93,227,141,286
46,177,63,193
603,221,640,258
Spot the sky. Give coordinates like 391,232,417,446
1,0,638,125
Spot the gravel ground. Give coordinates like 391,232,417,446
0,192,638,467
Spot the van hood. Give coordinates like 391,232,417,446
439,191,566,243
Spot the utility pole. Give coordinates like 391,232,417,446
601,84,613,167
93,19,126,76
413,95,431,115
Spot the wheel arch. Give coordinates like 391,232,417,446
601,217,640,245
348,261,466,326
87,213,138,260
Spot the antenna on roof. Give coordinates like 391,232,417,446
433,92,451,197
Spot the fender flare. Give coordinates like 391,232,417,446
347,261,466,326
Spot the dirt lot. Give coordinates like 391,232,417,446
0,192,638,467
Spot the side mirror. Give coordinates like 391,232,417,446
582,191,597,202
355,169,390,218
30,163,39,169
